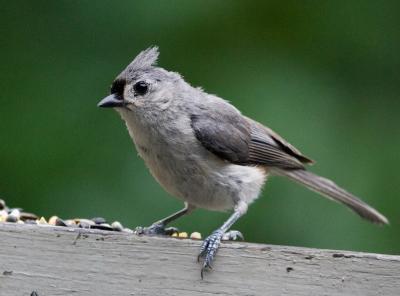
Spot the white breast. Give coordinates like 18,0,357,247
117,108,267,212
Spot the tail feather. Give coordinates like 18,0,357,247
271,169,388,225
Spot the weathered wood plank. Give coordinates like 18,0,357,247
0,223,399,296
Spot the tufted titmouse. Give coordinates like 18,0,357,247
98,47,388,278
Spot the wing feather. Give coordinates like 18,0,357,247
190,106,312,169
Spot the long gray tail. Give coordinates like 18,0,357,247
271,169,388,225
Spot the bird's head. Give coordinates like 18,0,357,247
98,47,183,112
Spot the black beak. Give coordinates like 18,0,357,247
97,94,124,108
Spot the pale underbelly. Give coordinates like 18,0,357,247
142,151,267,212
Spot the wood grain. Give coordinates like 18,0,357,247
0,223,399,296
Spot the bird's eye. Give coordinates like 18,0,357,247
133,81,149,96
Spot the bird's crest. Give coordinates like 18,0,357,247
127,46,159,72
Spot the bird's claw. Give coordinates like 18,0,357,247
134,223,178,236
222,230,244,241
198,229,224,279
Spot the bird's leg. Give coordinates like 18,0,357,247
198,202,247,278
135,203,194,236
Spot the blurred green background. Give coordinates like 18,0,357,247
1,1,399,254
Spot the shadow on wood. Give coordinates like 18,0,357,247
0,223,399,295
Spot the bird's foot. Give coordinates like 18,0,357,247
198,229,224,279
222,230,244,241
134,223,178,236
198,229,244,278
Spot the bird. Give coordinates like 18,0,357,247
98,47,388,278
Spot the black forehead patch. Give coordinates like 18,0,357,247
110,79,126,96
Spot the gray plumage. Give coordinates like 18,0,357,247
98,47,388,277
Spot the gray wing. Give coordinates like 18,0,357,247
246,117,314,165
190,107,313,170
191,103,388,225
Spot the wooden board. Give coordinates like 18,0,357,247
0,223,399,296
